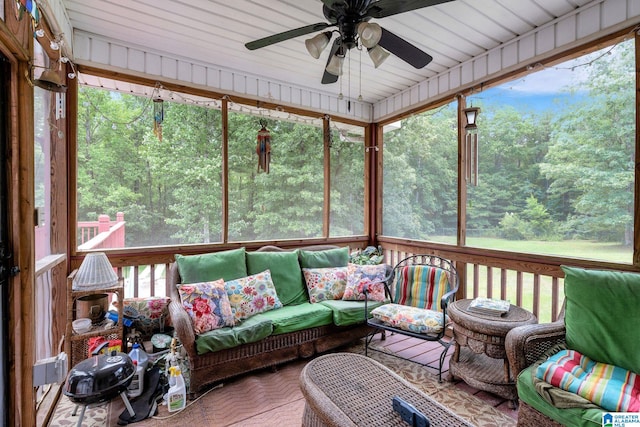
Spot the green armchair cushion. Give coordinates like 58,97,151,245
562,265,640,374
176,247,247,283
246,250,307,306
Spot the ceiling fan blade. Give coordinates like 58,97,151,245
378,27,432,68
365,0,455,19
321,38,341,85
245,23,331,50
321,0,346,9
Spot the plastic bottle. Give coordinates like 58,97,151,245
127,343,148,398
127,360,144,398
167,366,186,412
129,343,149,371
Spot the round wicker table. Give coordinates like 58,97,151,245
300,352,474,427
448,299,537,407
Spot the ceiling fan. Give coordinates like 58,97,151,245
245,0,455,84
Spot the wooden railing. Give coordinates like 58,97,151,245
78,213,126,250
378,236,639,324
82,236,637,325
34,254,67,404
75,237,370,300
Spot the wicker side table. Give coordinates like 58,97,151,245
448,299,537,406
300,352,473,427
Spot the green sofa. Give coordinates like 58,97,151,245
506,266,640,426
167,245,385,396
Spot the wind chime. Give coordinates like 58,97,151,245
256,119,271,174
463,105,481,186
153,98,164,141
15,0,40,22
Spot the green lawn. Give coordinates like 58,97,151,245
465,237,632,264
432,237,633,323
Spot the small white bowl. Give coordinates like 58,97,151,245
73,318,92,334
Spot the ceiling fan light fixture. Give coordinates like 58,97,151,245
305,32,331,59
368,45,390,68
325,53,344,76
357,22,382,49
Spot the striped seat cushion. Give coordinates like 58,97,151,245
536,349,640,412
393,265,450,311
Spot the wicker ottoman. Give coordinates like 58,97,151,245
300,352,474,427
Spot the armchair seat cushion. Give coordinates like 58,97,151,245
319,299,384,326
517,364,603,427
536,349,640,412
371,303,446,334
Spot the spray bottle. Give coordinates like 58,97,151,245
167,366,186,412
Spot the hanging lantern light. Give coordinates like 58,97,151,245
463,105,480,186
256,119,271,174
153,98,164,141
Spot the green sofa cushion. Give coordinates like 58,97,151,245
298,247,349,268
562,266,640,373
517,365,602,427
319,299,384,326
255,303,333,335
195,315,273,355
246,250,307,306
176,248,247,283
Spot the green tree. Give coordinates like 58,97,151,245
540,40,635,244
383,106,458,240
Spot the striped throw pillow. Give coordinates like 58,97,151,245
393,265,450,311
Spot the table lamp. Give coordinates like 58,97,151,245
73,252,119,291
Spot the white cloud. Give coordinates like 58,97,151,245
506,64,590,94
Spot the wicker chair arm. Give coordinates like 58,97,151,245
167,263,197,357
505,321,566,378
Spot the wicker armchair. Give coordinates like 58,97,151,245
364,254,459,382
505,313,566,427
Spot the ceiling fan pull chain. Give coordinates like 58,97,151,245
348,49,352,110
358,46,363,101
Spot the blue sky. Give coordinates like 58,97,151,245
470,60,591,113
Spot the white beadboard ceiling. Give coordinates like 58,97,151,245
60,0,615,114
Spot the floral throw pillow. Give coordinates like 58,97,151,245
343,263,387,302
224,270,283,322
178,279,235,334
120,297,172,338
371,304,446,334
302,266,348,303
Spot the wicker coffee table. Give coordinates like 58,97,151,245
448,299,537,407
300,352,474,427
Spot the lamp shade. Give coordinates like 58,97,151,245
73,252,119,290
368,45,390,68
463,106,481,130
357,22,382,49
305,32,331,59
325,53,344,76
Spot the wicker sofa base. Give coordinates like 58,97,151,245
187,322,372,397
